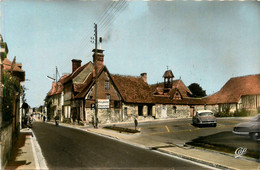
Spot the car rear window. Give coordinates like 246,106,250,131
199,112,213,116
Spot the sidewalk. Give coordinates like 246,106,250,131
5,129,36,170
5,128,48,170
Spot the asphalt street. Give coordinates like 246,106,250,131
32,122,210,169
116,118,259,160
117,118,251,144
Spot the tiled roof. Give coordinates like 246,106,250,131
150,80,203,105
63,62,91,84
204,74,260,104
74,67,104,99
111,74,154,103
47,75,68,96
73,73,93,93
47,82,56,96
150,80,192,98
3,58,24,73
3,58,25,81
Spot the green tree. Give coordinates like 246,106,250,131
3,71,21,122
188,83,207,98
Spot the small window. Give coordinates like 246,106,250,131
138,106,143,116
124,107,128,117
105,80,110,90
175,92,181,100
173,106,177,113
114,101,120,108
106,94,110,100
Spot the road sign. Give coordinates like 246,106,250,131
97,99,109,109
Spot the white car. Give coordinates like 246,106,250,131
192,110,217,127
233,114,260,141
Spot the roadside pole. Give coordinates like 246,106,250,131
94,23,98,128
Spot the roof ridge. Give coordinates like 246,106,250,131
71,61,90,76
111,73,142,78
230,73,260,80
150,79,181,86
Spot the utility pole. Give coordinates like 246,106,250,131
56,66,58,83
94,23,98,128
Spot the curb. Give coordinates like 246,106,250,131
156,148,235,170
185,142,259,163
31,130,48,170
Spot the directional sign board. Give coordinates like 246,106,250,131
97,99,109,109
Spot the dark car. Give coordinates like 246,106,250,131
192,110,217,127
232,114,260,141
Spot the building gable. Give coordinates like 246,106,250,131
85,70,121,101
111,74,154,104
205,74,260,104
73,63,93,84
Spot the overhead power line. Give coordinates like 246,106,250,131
73,0,129,60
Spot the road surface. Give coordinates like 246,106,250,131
32,122,210,169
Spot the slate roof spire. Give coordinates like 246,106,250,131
163,69,174,89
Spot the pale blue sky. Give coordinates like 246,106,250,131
1,0,260,107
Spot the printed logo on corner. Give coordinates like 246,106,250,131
235,147,247,158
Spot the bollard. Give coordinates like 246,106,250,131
134,118,138,130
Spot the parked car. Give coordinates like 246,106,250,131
232,114,260,141
192,110,217,127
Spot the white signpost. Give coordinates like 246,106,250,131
97,99,109,109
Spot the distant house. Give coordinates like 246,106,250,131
46,74,68,121
111,73,154,120
46,47,208,124
204,74,260,114
150,70,205,118
73,48,205,124
74,49,156,123
62,59,93,122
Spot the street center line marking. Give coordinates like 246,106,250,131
165,125,170,133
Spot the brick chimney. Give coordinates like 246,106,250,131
92,49,104,78
140,73,147,83
72,59,82,73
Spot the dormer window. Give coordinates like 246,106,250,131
105,80,110,90
175,92,181,100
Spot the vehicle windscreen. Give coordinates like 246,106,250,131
198,112,213,116
250,114,260,122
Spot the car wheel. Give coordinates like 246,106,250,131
213,123,217,127
250,132,260,141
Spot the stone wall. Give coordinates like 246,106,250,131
84,103,221,125
204,105,219,113
1,123,12,169
122,104,155,122
155,104,190,118
85,108,122,124
85,103,156,124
